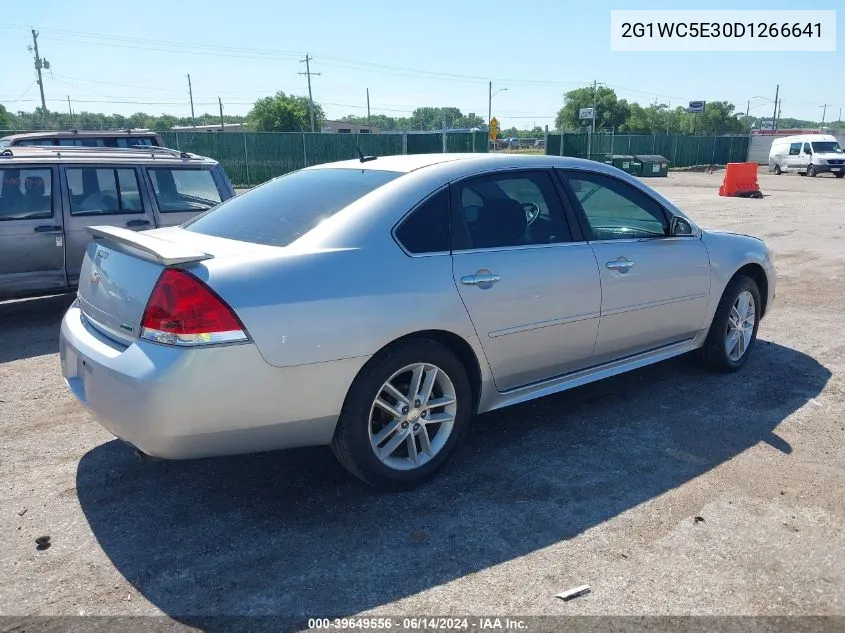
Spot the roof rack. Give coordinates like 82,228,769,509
1,146,197,159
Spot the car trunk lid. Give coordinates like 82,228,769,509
77,226,216,345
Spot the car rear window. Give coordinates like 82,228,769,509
183,168,401,246
148,168,223,213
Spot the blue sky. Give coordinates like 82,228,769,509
1,0,842,128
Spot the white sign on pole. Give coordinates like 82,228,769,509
579,107,595,120
760,119,775,131
688,101,706,113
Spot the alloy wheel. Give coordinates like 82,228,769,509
725,290,756,362
368,363,457,471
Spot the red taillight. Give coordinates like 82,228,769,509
140,268,247,346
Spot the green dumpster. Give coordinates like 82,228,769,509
609,155,642,174
635,154,670,177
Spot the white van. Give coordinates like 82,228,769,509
769,134,844,177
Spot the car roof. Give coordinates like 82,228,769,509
305,152,611,174
0,130,162,142
0,146,219,166
774,134,837,143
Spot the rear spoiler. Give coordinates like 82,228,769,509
87,226,213,266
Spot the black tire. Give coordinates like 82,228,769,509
699,275,762,373
772,164,781,175
331,339,473,490
807,164,816,177
835,172,844,178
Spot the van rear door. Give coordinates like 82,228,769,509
59,164,157,286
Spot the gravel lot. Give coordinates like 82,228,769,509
1,170,843,626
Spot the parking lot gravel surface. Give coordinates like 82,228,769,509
1,170,843,624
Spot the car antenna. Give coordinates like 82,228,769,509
356,145,377,163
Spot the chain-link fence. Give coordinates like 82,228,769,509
159,130,488,186
545,132,749,167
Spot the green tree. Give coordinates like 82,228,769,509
153,114,179,131
623,103,677,134
340,114,399,130
247,92,324,132
0,104,15,129
556,87,630,131
674,101,743,135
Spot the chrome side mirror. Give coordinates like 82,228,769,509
670,216,694,237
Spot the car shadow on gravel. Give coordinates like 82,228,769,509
76,340,829,626
0,294,75,364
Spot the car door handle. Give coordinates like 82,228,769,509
460,273,501,286
606,259,635,272
34,225,63,233
126,219,151,227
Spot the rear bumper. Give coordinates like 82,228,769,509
60,304,369,459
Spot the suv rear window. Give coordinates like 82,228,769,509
184,168,400,246
148,168,222,213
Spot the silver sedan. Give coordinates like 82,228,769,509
60,154,776,489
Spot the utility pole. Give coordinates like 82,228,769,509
591,79,598,135
298,54,321,133
820,103,828,128
218,97,224,131
29,29,49,116
366,88,371,127
776,100,782,131
771,84,779,135
187,74,196,127
67,95,74,127
488,81,492,130
745,100,750,133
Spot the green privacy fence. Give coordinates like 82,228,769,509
545,133,749,168
159,130,487,186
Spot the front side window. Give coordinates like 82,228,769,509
17,139,54,147
395,188,450,254
452,171,571,250
563,171,668,240
0,168,52,220
184,168,400,246
803,143,812,154
67,167,143,216
811,141,842,153
148,168,223,213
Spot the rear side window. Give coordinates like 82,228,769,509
115,137,155,147
67,168,142,216
59,138,106,147
788,143,801,156
184,168,400,247
0,168,52,220
148,168,222,213
395,188,450,254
